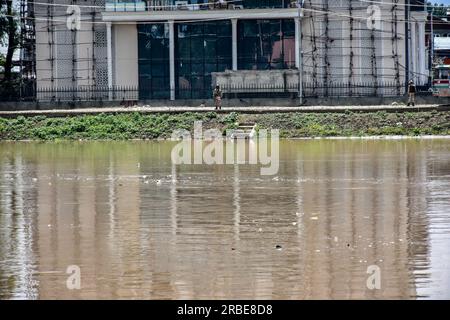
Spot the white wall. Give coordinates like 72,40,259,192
113,24,139,88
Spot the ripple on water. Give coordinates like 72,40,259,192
0,139,449,299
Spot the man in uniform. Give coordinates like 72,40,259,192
407,80,416,106
213,85,223,110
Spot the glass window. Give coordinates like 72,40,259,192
179,39,191,59
238,19,296,70
138,24,170,100
175,21,232,99
204,39,217,57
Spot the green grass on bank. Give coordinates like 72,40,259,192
0,111,449,141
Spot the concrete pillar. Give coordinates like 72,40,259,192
231,18,238,71
169,20,175,101
295,17,301,69
410,22,417,82
418,21,426,84
106,22,113,100
113,24,139,90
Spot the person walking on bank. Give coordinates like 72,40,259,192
213,85,223,110
407,79,416,106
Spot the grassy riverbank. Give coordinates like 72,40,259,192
0,111,449,140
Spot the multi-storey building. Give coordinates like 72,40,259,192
34,0,428,101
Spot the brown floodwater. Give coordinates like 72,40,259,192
0,139,449,300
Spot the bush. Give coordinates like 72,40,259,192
220,112,238,124
0,111,448,140
0,118,6,134
379,126,405,135
205,111,218,119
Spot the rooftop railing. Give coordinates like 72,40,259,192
104,0,295,12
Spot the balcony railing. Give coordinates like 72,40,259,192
104,0,295,12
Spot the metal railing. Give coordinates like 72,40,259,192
1,81,429,103
0,80,36,102
35,86,139,102
221,81,408,98
104,0,293,12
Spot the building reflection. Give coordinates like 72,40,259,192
0,139,448,299
0,150,38,299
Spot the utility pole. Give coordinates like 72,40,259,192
298,0,303,105
430,6,434,86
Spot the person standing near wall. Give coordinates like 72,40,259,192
407,80,416,106
213,85,223,110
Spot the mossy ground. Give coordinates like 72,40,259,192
0,111,448,140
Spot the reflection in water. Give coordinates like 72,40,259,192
0,139,449,299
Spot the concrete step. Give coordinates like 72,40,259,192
230,122,257,140
237,122,255,128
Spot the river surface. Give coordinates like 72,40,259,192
0,139,449,300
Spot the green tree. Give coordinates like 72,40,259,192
427,2,450,17
0,0,20,98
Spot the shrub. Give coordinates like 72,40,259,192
220,112,238,124
0,118,6,134
205,111,218,119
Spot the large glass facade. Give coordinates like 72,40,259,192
237,19,295,70
138,24,170,99
137,19,295,99
176,21,232,99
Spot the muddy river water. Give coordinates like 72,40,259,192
0,139,449,299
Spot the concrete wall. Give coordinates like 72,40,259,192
3,95,449,111
213,70,300,92
35,3,108,91
113,24,139,88
35,19,53,89
301,4,407,90
76,20,95,87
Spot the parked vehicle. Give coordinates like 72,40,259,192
432,64,450,96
